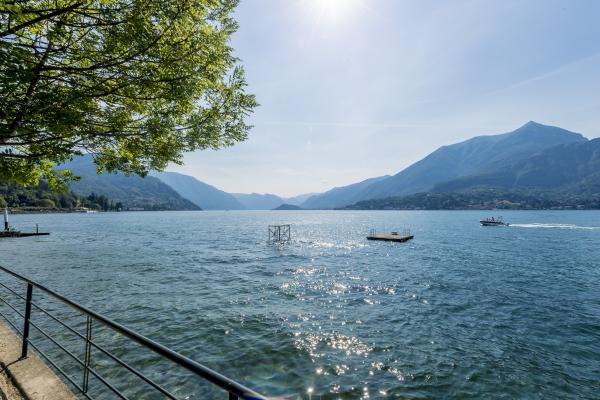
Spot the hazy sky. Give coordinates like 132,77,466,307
169,0,600,197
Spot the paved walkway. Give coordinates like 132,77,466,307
0,321,78,400
0,367,25,400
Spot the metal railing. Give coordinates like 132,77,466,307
0,265,270,400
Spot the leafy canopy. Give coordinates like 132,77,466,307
0,0,256,188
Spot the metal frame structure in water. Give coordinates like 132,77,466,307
0,265,269,400
268,225,291,242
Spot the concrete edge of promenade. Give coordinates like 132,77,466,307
0,320,79,400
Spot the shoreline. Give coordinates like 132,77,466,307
8,209,200,215
9,209,93,215
9,208,600,214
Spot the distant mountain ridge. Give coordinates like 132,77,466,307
284,193,318,206
232,193,285,210
151,172,245,210
434,138,600,193
273,203,303,210
301,175,390,209
153,172,315,210
61,162,305,211
233,192,318,209
301,122,587,209
58,156,200,210
60,122,595,212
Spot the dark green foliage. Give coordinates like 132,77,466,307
85,193,124,212
0,180,121,211
0,0,256,188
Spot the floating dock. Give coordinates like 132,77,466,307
0,209,50,238
0,230,50,238
367,233,414,242
367,229,414,243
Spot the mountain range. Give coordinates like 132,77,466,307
153,172,312,209
301,121,588,209
57,122,600,211
232,193,286,210
433,137,600,193
57,156,200,210
300,175,389,209
151,171,245,210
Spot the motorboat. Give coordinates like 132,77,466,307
480,216,509,226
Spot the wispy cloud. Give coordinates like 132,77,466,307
483,51,600,98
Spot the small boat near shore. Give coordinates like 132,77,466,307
480,216,509,226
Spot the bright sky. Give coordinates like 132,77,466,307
170,0,600,197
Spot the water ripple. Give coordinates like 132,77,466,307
1,210,599,399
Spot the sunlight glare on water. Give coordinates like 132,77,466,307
0,210,599,399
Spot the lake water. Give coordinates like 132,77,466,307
0,211,599,399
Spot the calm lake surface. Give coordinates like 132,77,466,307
1,210,599,399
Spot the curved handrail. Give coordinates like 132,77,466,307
0,265,269,400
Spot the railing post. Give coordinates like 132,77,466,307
229,393,238,400
20,283,33,359
82,315,93,393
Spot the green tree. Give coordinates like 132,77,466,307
0,0,256,188
35,198,55,208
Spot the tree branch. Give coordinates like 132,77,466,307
0,2,84,38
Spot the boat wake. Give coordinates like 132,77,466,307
510,223,600,230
